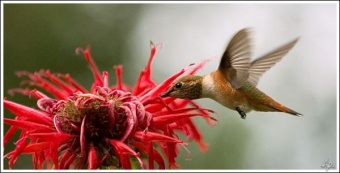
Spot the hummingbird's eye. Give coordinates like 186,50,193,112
175,82,183,89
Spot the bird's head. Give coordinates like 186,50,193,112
160,75,203,100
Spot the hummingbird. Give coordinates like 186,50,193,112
160,28,302,119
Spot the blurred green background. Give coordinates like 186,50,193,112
2,3,338,170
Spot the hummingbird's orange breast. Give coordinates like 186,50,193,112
202,71,252,112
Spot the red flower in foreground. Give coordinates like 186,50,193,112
3,43,216,169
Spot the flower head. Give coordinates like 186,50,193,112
3,42,216,169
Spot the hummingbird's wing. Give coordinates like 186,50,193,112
248,38,299,86
219,28,252,89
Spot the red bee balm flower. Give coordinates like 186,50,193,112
3,43,216,169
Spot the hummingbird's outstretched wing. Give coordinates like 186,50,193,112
248,38,300,86
219,28,252,89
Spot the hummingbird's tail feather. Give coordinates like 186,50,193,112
269,101,302,116
249,93,302,116
243,83,302,116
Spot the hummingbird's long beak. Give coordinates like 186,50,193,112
160,91,169,98
160,89,172,98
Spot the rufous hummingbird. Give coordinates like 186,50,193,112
161,28,302,119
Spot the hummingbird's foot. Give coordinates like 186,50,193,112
236,107,246,119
